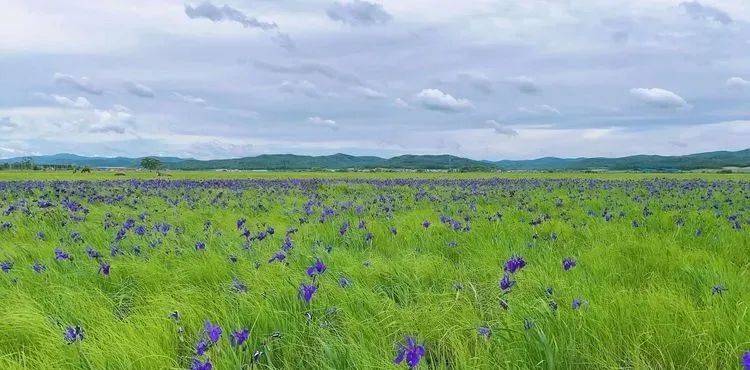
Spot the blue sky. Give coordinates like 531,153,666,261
1,0,749,159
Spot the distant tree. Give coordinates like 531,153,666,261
140,157,163,171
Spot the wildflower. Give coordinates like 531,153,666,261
55,248,71,260
230,329,250,347
394,336,425,369
339,221,349,236
231,278,248,293
390,226,397,235
711,284,728,295
195,339,210,356
339,276,351,288
504,256,526,273
64,325,84,343
204,321,222,343
169,311,181,321
562,258,576,271
299,283,317,304
99,261,110,276
134,225,146,236
499,273,515,291
86,246,102,259
477,326,491,340
268,251,286,263
1,261,13,273
306,258,327,277
32,261,47,273
742,351,750,369
572,298,584,310
422,220,431,228
191,358,213,370
195,242,206,251
236,218,246,230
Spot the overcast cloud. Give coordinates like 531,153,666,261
0,0,748,160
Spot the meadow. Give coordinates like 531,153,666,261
0,171,748,369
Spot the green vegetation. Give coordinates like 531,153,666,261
0,173,747,369
2,149,748,171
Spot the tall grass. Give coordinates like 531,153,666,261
0,176,747,369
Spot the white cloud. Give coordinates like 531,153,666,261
125,82,155,98
394,98,410,108
518,104,561,115
279,80,324,98
53,73,103,95
414,89,473,113
326,1,392,26
485,120,519,137
352,86,387,99
50,95,93,109
308,116,338,128
173,92,208,106
629,88,690,109
726,77,750,89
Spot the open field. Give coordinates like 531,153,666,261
0,172,748,369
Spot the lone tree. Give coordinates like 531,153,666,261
140,157,163,171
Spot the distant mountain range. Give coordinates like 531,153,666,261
1,149,749,171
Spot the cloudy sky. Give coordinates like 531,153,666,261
1,0,749,160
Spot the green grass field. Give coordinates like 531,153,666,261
0,171,748,369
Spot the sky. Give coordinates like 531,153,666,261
1,0,749,160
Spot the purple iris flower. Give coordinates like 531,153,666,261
195,242,206,251
1,261,13,273
195,339,210,356
562,258,577,271
236,218,246,230
572,298,583,310
299,283,317,304
191,358,213,370
499,273,515,292
306,258,327,277
268,251,286,263
64,325,84,343
390,226,397,235
55,248,71,261
339,276,351,288
230,328,250,347
504,256,526,273
134,225,146,236
231,278,248,293
32,261,47,273
477,326,491,340
339,221,349,236
422,220,431,228
742,351,750,369
204,321,222,343
394,336,425,369
99,261,110,276
86,246,102,259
